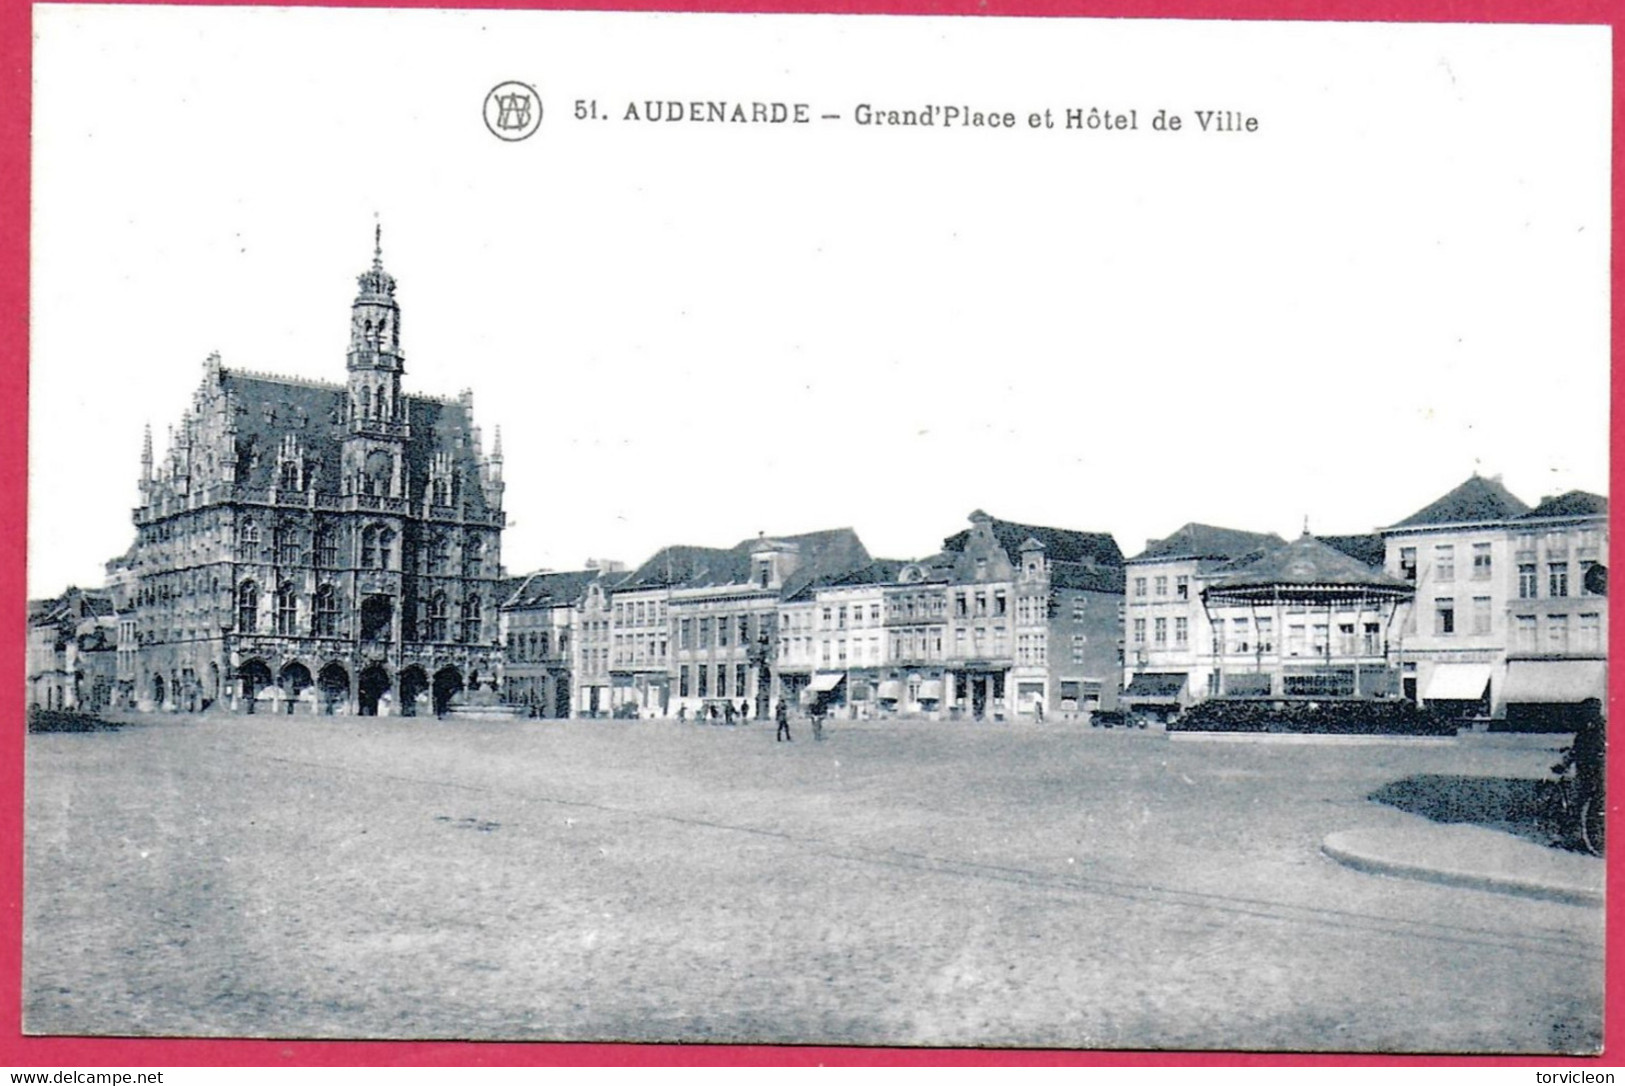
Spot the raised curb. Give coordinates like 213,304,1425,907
1169,732,1456,746
1323,826,1604,907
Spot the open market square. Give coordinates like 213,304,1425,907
24,712,1603,1052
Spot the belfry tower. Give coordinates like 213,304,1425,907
342,225,409,498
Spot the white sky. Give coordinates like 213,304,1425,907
29,7,1611,596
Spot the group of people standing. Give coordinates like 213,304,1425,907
676,700,754,726
673,699,820,742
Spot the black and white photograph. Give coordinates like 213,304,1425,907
23,5,1610,1054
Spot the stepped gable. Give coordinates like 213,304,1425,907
1392,475,1531,528
1208,533,1411,592
1131,522,1284,563
942,515,1123,569
1519,490,1608,520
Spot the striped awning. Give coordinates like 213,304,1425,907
877,680,905,700
918,680,945,701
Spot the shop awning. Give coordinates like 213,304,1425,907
1225,672,1273,697
918,680,944,701
1421,664,1492,702
1124,672,1188,700
877,680,905,700
809,671,847,693
1503,660,1607,705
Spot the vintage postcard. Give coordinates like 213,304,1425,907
23,3,1611,1056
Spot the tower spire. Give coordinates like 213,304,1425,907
373,216,382,271
140,423,153,480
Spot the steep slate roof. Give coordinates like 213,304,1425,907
29,588,115,646
1205,533,1411,595
616,528,871,596
1131,523,1283,563
1049,561,1127,594
942,516,1123,568
1318,533,1387,568
493,574,531,609
771,529,873,598
826,558,908,587
219,369,495,520
505,569,602,609
1391,475,1530,528
783,558,906,602
1519,490,1608,520
616,544,741,591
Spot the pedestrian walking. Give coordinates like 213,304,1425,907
724,701,736,726
775,700,791,742
677,704,687,724
810,703,825,742
740,699,751,723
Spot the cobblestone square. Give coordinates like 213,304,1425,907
24,715,1603,1052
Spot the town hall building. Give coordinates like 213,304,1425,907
119,232,506,716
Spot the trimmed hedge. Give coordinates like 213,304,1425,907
27,706,118,733
1168,698,1456,737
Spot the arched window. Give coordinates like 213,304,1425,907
361,525,395,570
275,582,298,635
279,460,300,492
427,593,448,642
538,631,551,659
461,596,482,643
314,523,338,568
236,518,260,561
274,521,299,566
237,581,258,634
359,386,371,419
463,534,484,578
313,585,338,637
431,533,450,574
557,631,569,657
363,450,391,497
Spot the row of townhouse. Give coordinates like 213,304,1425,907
496,510,1128,720
27,587,120,713
1121,475,1608,729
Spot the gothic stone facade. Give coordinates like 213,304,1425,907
124,240,505,716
